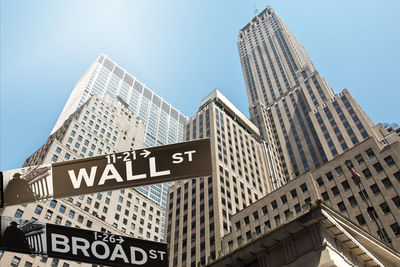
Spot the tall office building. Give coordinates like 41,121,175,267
233,4,400,255
239,6,382,188
222,135,400,254
165,90,272,267
51,54,188,234
0,96,165,266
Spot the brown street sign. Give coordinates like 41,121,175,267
1,138,212,206
0,216,168,267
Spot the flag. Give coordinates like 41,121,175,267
346,162,361,183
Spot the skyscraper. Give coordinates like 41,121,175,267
0,96,165,266
239,6,381,188
51,54,188,234
234,5,400,253
165,90,272,266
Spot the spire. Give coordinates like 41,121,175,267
254,2,260,16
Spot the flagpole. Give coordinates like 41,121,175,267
345,160,392,244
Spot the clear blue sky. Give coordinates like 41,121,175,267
1,0,399,170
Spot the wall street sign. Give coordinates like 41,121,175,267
1,138,212,206
0,216,168,267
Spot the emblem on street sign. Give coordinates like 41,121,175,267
0,216,168,267
1,138,212,206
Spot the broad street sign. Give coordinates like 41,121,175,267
1,138,212,206
0,216,168,267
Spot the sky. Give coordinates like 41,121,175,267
1,0,399,171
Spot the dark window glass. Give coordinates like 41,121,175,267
331,186,340,196
322,192,329,201
392,196,400,209
337,201,346,212
382,177,393,189
290,189,298,197
379,202,391,214
341,180,350,190
384,156,395,166
370,184,380,195
373,162,383,172
356,214,366,225
348,196,357,206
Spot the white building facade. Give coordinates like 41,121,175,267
51,54,188,234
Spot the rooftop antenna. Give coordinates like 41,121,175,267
254,2,260,16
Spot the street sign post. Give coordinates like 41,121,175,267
0,138,212,206
0,216,168,267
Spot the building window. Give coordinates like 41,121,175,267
45,210,53,220
262,206,268,215
392,196,400,209
11,256,21,267
253,211,259,220
379,202,391,214
321,192,329,201
271,200,277,210
384,156,395,166
373,162,383,172
326,172,333,181
280,195,287,204
34,205,43,215
52,155,58,162
14,209,23,218
51,258,59,267
50,200,57,208
390,223,400,236
356,214,366,226
362,168,372,179
59,205,66,213
55,216,62,224
348,196,357,206
395,171,400,183
341,180,350,190
355,154,364,164
365,148,375,158
331,186,340,196
337,201,346,212
300,183,308,192
381,177,393,189
316,177,324,186
335,166,343,176
68,210,75,219
370,184,380,195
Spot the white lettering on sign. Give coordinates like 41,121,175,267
110,244,129,263
49,233,166,264
172,150,196,164
51,233,70,253
149,157,171,177
67,158,171,188
98,164,124,185
126,161,146,181
149,249,166,260
72,237,90,256
92,240,110,259
130,247,148,264
140,149,151,158
68,167,97,189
